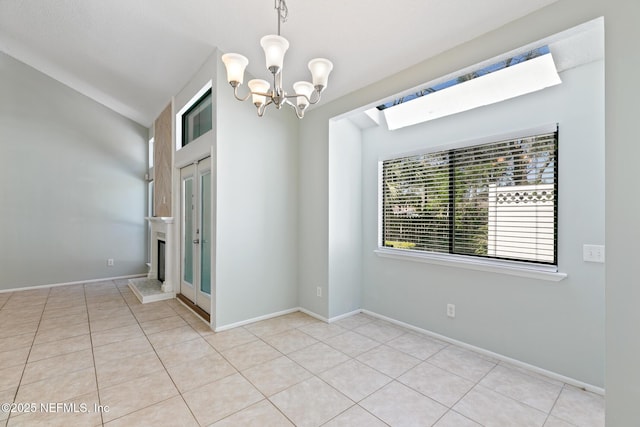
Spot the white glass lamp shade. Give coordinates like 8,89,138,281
248,79,271,106
221,53,249,85
293,81,315,109
260,35,289,73
308,58,333,91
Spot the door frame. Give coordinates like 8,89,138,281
178,157,213,318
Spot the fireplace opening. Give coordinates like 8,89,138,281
157,239,166,283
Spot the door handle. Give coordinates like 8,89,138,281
193,239,200,244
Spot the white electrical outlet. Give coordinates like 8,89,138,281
447,304,456,318
317,286,322,297
583,244,605,263
107,258,114,267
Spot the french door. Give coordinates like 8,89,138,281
180,158,212,314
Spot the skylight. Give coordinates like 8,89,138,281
378,46,562,130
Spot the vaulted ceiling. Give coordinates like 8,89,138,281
0,0,557,127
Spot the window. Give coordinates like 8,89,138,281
182,88,212,146
147,180,154,264
380,126,558,267
149,137,154,168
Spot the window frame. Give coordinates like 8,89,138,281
376,124,566,281
181,88,213,147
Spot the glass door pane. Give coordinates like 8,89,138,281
183,177,194,284
200,171,211,295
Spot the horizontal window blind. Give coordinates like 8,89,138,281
381,128,558,265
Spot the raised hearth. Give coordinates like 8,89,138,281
129,277,172,303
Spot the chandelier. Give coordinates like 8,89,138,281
221,0,333,119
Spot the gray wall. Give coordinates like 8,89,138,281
298,108,330,317
0,52,148,290
328,119,362,318
361,59,604,386
298,0,640,424
214,53,300,328
602,2,640,425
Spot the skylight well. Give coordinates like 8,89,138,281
377,46,562,130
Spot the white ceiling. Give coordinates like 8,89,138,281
0,0,558,127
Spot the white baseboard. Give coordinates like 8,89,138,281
0,274,147,294
361,309,605,396
298,307,329,323
328,309,362,323
214,307,300,332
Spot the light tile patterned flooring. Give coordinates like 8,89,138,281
0,280,604,426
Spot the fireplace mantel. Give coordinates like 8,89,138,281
147,216,174,224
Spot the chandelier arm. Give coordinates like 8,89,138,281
232,84,254,102
232,84,276,104
251,91,273,98
284,98,304,119
257,99,273,117
283,89,322,105
309,90,322,105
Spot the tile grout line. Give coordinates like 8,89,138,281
116,282,204,426
225,347,297,427
85,281,107,427
203,318,339,426
87,280,171,425
256,324,347,426
544,384,580,427
278,318,473,426
86,282,166,424
295,325,436,426
4,287,51,426
261,319,382,426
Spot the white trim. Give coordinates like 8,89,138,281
361,309,604,395
328,309,362,323
0,274,146,294
377,161,384,247
299,307,330,323
374,248,567,282
214,307,300,332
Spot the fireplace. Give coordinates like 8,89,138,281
157,239,166,283
128,216,175,303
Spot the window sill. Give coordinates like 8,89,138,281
374,248,567,282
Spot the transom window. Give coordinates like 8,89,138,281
380,126,558,266
182,88,212,147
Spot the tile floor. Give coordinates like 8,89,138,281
0,280,604,426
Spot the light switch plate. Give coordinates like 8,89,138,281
583,244,605,263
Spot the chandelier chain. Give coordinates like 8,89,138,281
275,0,288,35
